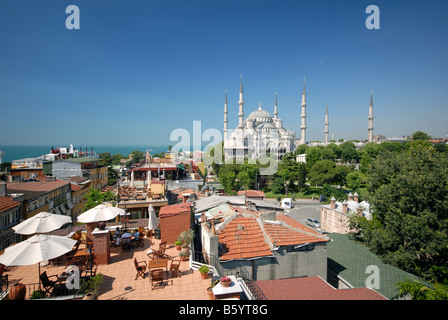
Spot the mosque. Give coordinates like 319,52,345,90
223,75,374,161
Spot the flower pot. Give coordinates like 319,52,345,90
207,287,215,300
200,272,208,280
98,221,106,230
83,292,97,300
220,281,231,287
8,283,26,300
175,244,181,251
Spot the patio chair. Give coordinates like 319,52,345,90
0,264,8,289
122,237,132,251
150,269,165,290
147,241,168,260
134,237,144,248
169,260,181,278
64,240,82,264
134,258,147,280
40,271,58,295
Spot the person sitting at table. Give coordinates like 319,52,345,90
121,229,132,241
132,229,140,242
113,227,123,245
121,229,132,248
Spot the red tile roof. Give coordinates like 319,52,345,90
7,180,70,192
0,196,21,212
237,190,265,198
265,214,329,246
256,276,387,300
71,184,82,192
159,203,191,217
218,216,272,261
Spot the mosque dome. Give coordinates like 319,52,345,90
247,104,273,123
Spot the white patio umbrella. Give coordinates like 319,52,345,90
77,204,126,223
148,204,159,231
0,234,77,289
12,211,72,235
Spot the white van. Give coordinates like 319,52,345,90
281,198,293,209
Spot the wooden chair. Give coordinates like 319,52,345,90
169,260,181,278
64,240,81,264
147,241,168,260
134,237,144,248
0,264,8,289
134,258,147,280
40,271,58,295
150,269,165,290
122,237,132,251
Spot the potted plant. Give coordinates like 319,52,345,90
207,278,219,300
178,229,194,248
179,250,189,262
220,276,232,287
198,265,209,279
82,273,104,300
175,239,182,251
30,289,46,300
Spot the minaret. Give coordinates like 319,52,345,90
325,104,329,144
238,74,244,130
274,92,278,119
368,90,374,142
300,77,307,144
223,89,228,138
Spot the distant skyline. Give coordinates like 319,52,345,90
0,0,447,147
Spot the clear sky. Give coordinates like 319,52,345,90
0,0,447,146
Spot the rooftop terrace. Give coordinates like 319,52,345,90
1,236,212,300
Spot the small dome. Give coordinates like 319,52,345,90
256,122,276,130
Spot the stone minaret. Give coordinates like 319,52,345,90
238,74,244,130
325,104,329,144
274,92,278,120
223,89,228,138
300,77,307,145
368,90,374,142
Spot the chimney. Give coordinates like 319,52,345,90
0,182,6,197
347,192,353,201
330,196,336,209
353,192,359,203
342,200,348,213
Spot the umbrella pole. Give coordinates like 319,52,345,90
38,263,41,291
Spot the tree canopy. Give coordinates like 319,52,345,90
350,145,448,283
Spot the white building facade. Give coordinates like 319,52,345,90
223,76,305,161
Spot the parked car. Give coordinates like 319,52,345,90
306,218,321,228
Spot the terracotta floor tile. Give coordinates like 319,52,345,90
3,236,213,300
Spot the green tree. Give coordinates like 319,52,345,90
340,141,359,163
397,280,448,300
333,165,352,188
85,189,104,211
412,131,432,141
308,160,336,186
346,171,365,191
305,147,322,169
350,145,448,283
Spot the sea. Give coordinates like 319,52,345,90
0,145,169,163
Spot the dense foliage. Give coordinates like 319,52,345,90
350,145,448,284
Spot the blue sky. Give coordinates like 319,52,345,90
0,0,447,146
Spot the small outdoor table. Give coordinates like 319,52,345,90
212,275,243,300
